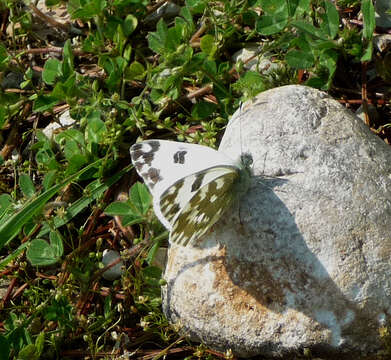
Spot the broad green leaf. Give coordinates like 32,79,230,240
258,0,286,14
121,213,144,226
35,332,45,356
191,101,217,120
42,58,62,85
291,20,328,40
33,95,60,113
0,194,12,218
124,61,145,81
105,201,135,216
362,0,375,40
123,14,138,36
86,111,106,144
49,231,64,258
321,0,339,39
0,160,100,249
26,239,59,266
130,182,152,215
288,0,310,17
256,11,289,35
200,34,217,58
319,48,338,88
148,19,168,54
361,41,373,62
286,49,315,68
42,171,57,191
19,174,35,198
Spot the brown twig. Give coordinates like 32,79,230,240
361,61,370,126
12,282,29,299
29,4,70,33
1,277,17,307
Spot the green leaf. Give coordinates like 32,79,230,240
123,14,138,36
86,111,106,144
19,174,36,198
321,0,339,39
42,171,57,191
0,44,10,71
191,101,217,120
286,49,315,68
291,20,328,40
34,332,45,356
0,194,12,218
0,335,10,360
49,231,64,258
42,58,62,85
124,61,145,81
26,238,59,266
255,10,289,35
0,160,100,250
105,201,135,216
33,95,60,113
62,39,74,79
258,0,287,14
319,48,338,88
200,34,217,58
288,0,310,17
69,0,107,20
148,19,168,54
362,0,375,40
130,182,152,215
121,213,144,226
361,40,373,62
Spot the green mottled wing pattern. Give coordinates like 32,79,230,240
163,169,238,246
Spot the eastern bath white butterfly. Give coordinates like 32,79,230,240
130,140,252,246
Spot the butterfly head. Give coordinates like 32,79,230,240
233,152,252,198
240,152,253,170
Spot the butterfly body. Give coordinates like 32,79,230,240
130,140,251,246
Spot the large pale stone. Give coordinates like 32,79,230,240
162,85,391,358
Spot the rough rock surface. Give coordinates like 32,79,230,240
162,85,391,358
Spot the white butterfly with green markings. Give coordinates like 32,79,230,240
130,140,252,246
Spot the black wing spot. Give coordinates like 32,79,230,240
191,173,205,192
142,153,154,166
148,168,162,185
148,140,161,152
173,150,187,164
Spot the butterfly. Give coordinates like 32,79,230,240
130,139,252,246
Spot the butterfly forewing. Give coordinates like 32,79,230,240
130,140,237,197
169,169,238,246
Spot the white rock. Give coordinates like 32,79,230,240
42,110,76,138
232,47,280,73
102,250,123,281
162,85,391,357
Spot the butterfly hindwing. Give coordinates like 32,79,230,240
168,169,238,246
159,166,236,228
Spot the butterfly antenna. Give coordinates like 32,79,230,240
239,101,244,159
